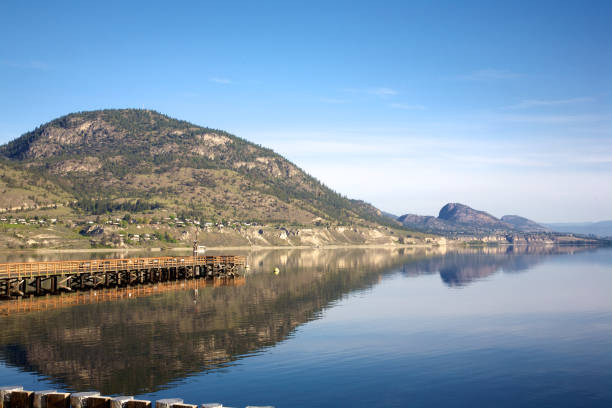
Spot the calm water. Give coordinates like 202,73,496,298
1,246,611,407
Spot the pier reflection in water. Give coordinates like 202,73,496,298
0,246,611,408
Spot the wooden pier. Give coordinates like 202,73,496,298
0,255,246,299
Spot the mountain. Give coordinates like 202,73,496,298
502,215,550,233
0,109,394,227
398,203,550,236
544,221,612,238
438,203,509,229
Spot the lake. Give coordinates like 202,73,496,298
1,245,611,407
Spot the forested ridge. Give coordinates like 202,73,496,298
0,109,398,227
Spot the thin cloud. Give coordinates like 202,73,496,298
1,60,49,70
320,98,350,104
269,136,600,169
343,87,399,98
209,77,232,84
456,69,520,81
389,103,425,110
504,97,594,110
448,154,552,168
368,87,398,97
494,113,612,124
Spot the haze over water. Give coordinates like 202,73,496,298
1,246,611,407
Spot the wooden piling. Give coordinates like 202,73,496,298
33,390,55,408
70,392,100,408
0,387,23,408
155,399,182,408
86,397,112,408
125,401,151,408
10,390,34,408
44,393,70,408
0,388,240,408
109,397,133,408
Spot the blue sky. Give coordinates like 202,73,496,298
1,1,610,222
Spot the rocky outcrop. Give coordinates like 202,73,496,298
79,225,105,236
438,203,510,229
399,203,553,238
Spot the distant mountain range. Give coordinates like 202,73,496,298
0,109,608,247
544,221,612,238
395,203,551,236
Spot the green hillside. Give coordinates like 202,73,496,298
0,109,395,227
0,159,74,212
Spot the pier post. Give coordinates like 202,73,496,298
0,386,22,408
33,390,56,408
87,397,111,408
0,389,242,408
110,396,134,408
155,399,182,408
45,393,70,408
70,392,100,408
126,401,151,408
9,391,34,408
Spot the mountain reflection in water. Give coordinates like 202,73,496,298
0,245,599,396
400,246,586,287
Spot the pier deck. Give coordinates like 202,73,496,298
0,255,246,299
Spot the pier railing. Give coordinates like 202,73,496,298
0,255,246,279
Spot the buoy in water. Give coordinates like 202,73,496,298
274,267,280,275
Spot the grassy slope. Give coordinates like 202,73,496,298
0,160,74,211
0,109,397,228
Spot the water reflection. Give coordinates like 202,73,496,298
400,245,594,286
0,245,600,396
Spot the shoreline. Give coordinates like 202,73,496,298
3,243,427,254
0,240,603,255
